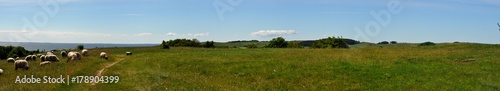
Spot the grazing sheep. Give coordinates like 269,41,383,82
46,52,54,55
15,57,19,60
126,52,132,55
67,52,82,62
40,55,46,62
31,55,36,61
61,51,68,58
100,52,108,60
14,60,29,70
0,69,3,75
25,55,35,61
82,49,89,56
44,55,59,62
39,61,51,66
7,58,15,63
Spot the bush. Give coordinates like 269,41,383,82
165,39,201,47
161,41,170,49
419,41,436,46
265,37,288,48
244,43,258,48
311,36,349,48
202,41,215,48
390,41,397,44
77,45,85,50
377,41,389,44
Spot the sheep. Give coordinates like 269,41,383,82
39,61,51,66
100,52,108,60
61,51,68,58
14,60,29,70
25,55,35,61
126,52,132,55
40,55,46,62
44,55,59,62
82,49,89,56
67,52,81,62
31,55,37,61
15,57,19,60
46,51,54,55
36,54,43,57
7,58,15,63
0,69,3,75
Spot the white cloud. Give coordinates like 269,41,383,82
165,32,177,36
134,33,152,36
251,30,296,37
187,33,209,37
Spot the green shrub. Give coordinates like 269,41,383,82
265,37,288,48
419,41,436,46
202,41,215,48
165,39,201,47
161,41,170,49
311,36,349,48
77,45,85,50
378,41,389,44
390,41,397,44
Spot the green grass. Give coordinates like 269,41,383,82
1,43,500,90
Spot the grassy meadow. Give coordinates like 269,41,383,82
1,43,500,90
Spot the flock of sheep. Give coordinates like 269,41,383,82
0,49,114,75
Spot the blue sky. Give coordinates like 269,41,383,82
0,0,499,44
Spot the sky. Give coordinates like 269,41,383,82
0,0,499,44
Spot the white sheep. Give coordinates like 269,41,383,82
14,60,29,70
25,55,34,61
44,55,59,62
61,51,68,58
40,61,51,66
7,58,15,63
31,55,37,61
100,52,108,60
47,51,54,55
126,52,132,55
82,49,89,56
67,52,82,62
40,55,46,61
0,69,3,75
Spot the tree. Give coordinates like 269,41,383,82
0,46,7,59
378,41,389,44
390,41,397,44
265,37,288,48
202,41,215,48
77,45,85,50
419,41,436,46
8,46,27,58
311,36,349,48
161,40,170,49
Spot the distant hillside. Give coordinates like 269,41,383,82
0,42,158,50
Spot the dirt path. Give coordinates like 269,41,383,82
92,56,124,86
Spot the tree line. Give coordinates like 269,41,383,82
0,46,41,59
